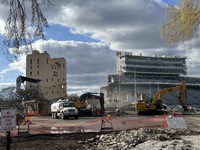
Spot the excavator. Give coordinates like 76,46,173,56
74,92,105,116
136,82,188,115
16,76,41,92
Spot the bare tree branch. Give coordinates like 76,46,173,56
0,0,52,61
160,0,200,45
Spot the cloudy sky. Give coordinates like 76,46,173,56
0,0,199,95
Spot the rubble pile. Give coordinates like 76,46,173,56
82,128,200,150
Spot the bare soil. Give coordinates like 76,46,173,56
0,132,111,150
1,113,200,150
1,128,200,150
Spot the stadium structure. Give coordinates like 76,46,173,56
100,51,200,109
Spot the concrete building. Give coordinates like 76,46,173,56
101,51,200,108
116,51,187,77
26,50,67,100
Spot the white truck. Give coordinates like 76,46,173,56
51,99,79,119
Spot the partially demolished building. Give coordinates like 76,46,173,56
101,52,200,108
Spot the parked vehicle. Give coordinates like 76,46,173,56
51,99,78,119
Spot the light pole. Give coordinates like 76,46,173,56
118,74,121,112
134,69,137,103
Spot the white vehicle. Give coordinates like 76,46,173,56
51,100,78,119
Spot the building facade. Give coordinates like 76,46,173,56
26,50,67,100
101,51,200,108
116,51,187,77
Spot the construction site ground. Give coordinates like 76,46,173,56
1,111,200,149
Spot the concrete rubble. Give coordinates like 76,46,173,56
81,127,200,150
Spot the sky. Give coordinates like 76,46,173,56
0,0,200,95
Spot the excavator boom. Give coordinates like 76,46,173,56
16,76,41,92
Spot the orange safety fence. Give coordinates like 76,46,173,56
26,111,46,116
160,113,168,128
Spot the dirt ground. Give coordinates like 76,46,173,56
0,113,200,150
1,132,109,150
1,127,200,150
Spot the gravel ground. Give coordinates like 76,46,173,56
0,126,200,150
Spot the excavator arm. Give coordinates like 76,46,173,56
151,82,188,111
16,76,41,92
178,82,188,111
75,92,105,114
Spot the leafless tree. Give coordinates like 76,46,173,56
17,85,46,115
0,0,52,60
67,93,80,101
0,86,21,108
160,0,200,45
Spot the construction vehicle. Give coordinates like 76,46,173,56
16,76,46,115
136,82,188,115
16,76,41,92
74,92,105,116
51,99,79,119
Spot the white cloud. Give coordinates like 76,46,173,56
43,0,168,50
0,56,26,75
0,0,200,93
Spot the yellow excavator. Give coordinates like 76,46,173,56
136,82,188,115
74,92,105,116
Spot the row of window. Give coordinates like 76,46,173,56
29,65,64,71
123,60,186,67
30,71,40,76
46,78,65,82
30,58,65,68
125,56,186,62
45,90,65,95
29,73,65,82
30,58,40,65
123,67,186,74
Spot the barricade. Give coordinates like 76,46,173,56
160,113,168,128
17,116,31,136
101,113,113,131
